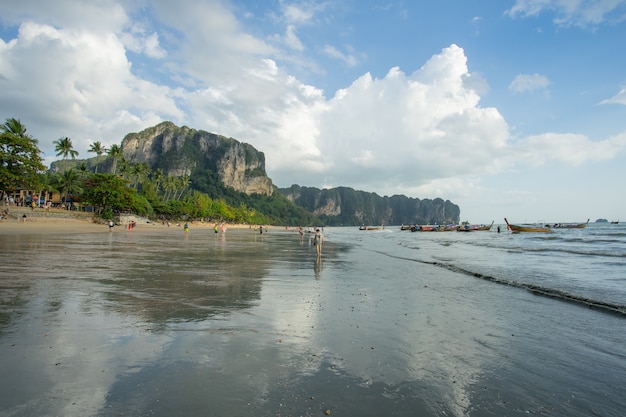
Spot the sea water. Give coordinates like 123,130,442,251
0,223,625,417
377,222,626,311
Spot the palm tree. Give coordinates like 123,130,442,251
53,137,79,171
108,144,122,175
130,162,150,190
37,172,59,207
163,175,177,201
2,118,29,137
174,174,191,200
117,157,129,179
88,141,107,173
78,162,89,178
55,169,82,207
152,168,164,193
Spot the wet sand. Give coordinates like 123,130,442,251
1,225,625,417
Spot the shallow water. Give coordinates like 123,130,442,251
1,225,625,416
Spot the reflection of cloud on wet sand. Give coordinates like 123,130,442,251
1,286,172,417
272,239,506,417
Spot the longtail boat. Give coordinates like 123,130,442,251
504,218,552,233
548,219,589,229
359,225,382,230
457,220,494,232
419,225,437,231
410,224,437,232
438,224,460,231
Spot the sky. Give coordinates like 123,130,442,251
1,0,625,223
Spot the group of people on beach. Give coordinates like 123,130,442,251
212,223,227,235
106,218,324,256
182,222,228,235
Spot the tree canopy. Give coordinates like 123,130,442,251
0,118,46,192
82,174,144,217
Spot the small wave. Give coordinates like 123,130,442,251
496,244,626,258
429,262,626,317
367,247,626,316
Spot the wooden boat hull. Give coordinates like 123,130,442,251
438,225,459,232
409,225,436,232
504,218,551,233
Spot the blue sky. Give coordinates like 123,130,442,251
1,0,625,223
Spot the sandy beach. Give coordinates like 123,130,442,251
0,218,107,235
0,213,273,235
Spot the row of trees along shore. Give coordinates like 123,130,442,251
1,117,314,225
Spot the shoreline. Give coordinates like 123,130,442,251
0,216,282,235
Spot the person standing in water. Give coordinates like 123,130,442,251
184,222,189,234
313,228,323,256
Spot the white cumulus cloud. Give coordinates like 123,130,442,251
509,73,550,93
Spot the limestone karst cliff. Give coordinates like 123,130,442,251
279,185,460,226
121,121,273,196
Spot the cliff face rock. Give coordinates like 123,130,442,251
279,185,460,226
284,187,342,216
122,122,273,196
312,198,342,217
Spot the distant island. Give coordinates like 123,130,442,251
595,219,608,223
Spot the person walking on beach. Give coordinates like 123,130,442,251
108,220,114,231
313,228,323,256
